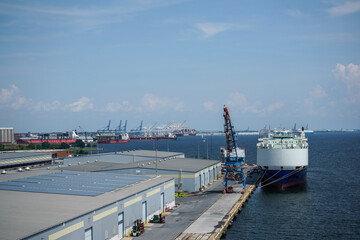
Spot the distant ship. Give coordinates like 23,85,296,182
292,123,314,135
257,129,308,189
17,131,78,144
173,129,197,137
130,132,177,141
96,133,130,144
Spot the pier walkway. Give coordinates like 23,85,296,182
126,166,261,240
175,167,261,240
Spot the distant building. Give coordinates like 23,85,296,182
0,152,53,170
0,127,14,144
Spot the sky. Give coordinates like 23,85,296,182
0,0,359,132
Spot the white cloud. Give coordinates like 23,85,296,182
142,93,163,111
0,84,65,111
11,96,29,109
141,93,184,112
326,1,360,16
195,22,233,38
65,97,94,112
0,84,18,103
332,63,360,103
203,101,218,112
226,92,284,115
0,84,33,110
33,101,62,111
267,102,285,113
228,92,248,106
304,85,327,105
105,101,133,112
303,85,329,117
0,86,188,114
0,0,189,33
286,9,308,18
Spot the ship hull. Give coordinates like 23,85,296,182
97,140,130,144
17,139,77,144
174,133,196,137
130,137,177,141
261,169,307,190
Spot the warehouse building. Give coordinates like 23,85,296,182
0,151,52,170
0,127,14,144
63,150,184,165
63,155,222,193
0,169,175,240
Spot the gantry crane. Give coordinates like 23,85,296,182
222,105,246,194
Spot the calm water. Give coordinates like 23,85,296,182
99,132,360,239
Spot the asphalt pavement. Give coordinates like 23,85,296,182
129,179,224,240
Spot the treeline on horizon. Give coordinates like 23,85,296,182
0,139,96,152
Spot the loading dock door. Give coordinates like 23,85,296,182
118,212,124,239
85,227,92,240
161,193,164,211
142,201,147,223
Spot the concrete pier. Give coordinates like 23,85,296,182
124,166,262,240
175,167,261,240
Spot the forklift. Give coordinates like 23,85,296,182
150,212,165,223
130,219,145,237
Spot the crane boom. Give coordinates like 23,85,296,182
222,105,246,194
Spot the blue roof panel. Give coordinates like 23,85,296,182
0,171,149,196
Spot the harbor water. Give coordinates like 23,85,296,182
99,132,360,239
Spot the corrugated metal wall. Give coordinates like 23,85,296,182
26,179,175,240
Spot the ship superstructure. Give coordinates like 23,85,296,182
257,130,308,189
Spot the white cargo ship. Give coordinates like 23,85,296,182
257,129,308,189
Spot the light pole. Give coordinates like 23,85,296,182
206,138,208,159
155,140,158,175
197,143,200,159
210,134,213,160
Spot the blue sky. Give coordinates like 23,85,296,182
0,0,359,132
